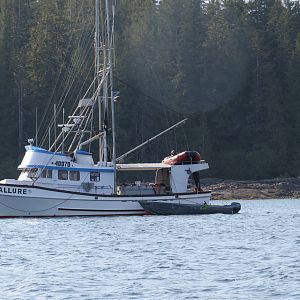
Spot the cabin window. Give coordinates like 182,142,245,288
41,169,52,179
69,171,80,181
58,170,68,180
90,171,100,182
20,169,29,176
28,168,38,179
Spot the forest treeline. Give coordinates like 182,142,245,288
0,0,299,180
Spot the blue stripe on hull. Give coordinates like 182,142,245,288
19,164,114,173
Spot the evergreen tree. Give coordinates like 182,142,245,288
0,0,299,179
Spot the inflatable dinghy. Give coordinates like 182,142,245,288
139,201,241,215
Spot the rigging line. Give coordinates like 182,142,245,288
49,77,100,151
183,125,190,150
42,60,91,148
37,11,95,134
148,62,174,126
63,58,95,118
51,76,106,153
36,0,88,135
56,65,100,125
25,172,99,211
39,39,95,142
54,26,95,108
174,127,178,152
111,0,117,68
68,108,94,152
30,122,89,184
144,59,175,152
49,86,94,152
68,110,95,152
30,147,110,202
49,28,94,118
0,196,72,213
115,76,186,119
76,104,98,149
58,101,91,151
56,22,95,100
67,80,105,152
50,10,95,106
39,51,94,147
39,40,95,147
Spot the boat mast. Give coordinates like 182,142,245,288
109,3,117,192
102,0,109,163
105,0,117,188
95,0,103,162
96,0,114,164
47,0,116,162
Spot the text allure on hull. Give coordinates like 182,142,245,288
0,0,211,217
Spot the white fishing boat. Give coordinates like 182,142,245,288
0,0,211,217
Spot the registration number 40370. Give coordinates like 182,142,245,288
55,161,71,167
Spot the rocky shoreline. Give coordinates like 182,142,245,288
201,178,300,200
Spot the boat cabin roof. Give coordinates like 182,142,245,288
25,145,92,156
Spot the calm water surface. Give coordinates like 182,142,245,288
0,199,300,300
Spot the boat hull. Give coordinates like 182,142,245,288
0,184,211,217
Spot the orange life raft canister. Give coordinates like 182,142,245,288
162,151,201,165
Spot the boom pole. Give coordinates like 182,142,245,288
116,118,188,162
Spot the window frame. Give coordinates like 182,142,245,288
41,169,52,179
28,168,38,179
58,170,68,180
69,170,80,181
90,171,100,182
